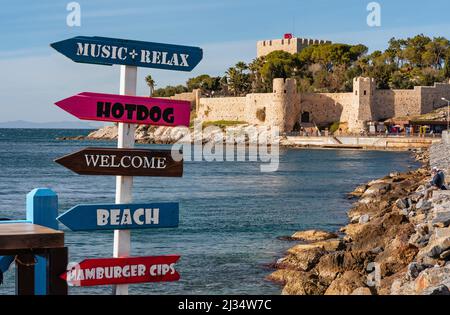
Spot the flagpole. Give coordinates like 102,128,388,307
113,65,137,295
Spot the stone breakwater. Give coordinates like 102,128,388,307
268,146,450,295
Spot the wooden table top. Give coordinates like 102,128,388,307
0,223,64,251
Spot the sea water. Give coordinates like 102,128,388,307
0,129,419,295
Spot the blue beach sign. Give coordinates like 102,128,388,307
50,36,203,72
57,203,179,231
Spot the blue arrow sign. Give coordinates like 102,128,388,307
50,36,203,72
57,203,179,231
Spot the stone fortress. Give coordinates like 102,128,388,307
174,36,450,133
256,36,331,58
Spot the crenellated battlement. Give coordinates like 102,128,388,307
257,36,332,58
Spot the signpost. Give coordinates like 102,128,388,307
61,255,180,287
55,92,191,127
51,36,202,295
50,36,203,72
55,147,183,177
57,203,179,231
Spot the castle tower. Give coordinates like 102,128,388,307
266,78,300,132
257,37,332,58
348,77,376,132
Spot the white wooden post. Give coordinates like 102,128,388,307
113,65,137,295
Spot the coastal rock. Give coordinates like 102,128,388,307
278,248,325,271
390,172,400,178
349,184,368,198
375,239,418,277
406,262,433,281
350,213,411,252
324,271,365,295
268,270,327,295
287,239,343,254
421,284,450,295
350,287,372,295
362,183,391,198
415,265,450,294
316,251,374,283
440,249,450,260
87,125,118,139
359,214,370,224
390,277,416,295
416,199,433,211
408,232,430,248
434,227,450,239
395,198,410,209
432,212,450,228
423,237,450,258
340,223,364,241
290,230,338,242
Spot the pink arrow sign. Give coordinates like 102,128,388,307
55,92,191,127
60,255,181,287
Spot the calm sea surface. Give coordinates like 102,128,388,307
0,129,419,295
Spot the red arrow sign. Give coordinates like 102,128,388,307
60,255,180,287
55,92,191,127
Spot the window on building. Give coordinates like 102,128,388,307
355,90,358,95
364,90,367,95
281,39,284,45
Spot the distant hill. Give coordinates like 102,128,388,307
0,120,107,129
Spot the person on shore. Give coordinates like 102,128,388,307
425,167,447,199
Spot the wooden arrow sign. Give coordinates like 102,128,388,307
57,203,179,231
55,147,183,177
50,36,203,72
60,256,180,287
55,92,191,127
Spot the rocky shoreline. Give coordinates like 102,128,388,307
58,124,432,152
268,146,450,295
57,124,282,145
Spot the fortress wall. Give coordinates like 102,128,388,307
197,77,450,132
419,83,450,113
373,90,396,119
373,89,421,119
392,89,422,117
301,93,354,125
198,97,248,122
158,89,200,110
246,93,274,124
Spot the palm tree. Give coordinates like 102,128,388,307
145,75,156,96
225,67,238,96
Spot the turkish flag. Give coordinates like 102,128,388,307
284,33,293,39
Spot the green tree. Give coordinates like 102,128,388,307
145,75,156,96
225,62,251,96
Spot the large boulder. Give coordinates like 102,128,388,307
324,271,366,295
414,265,450,294
267,270,327,295
278,248,325,271
288,239,344,254
350,287,373,295
362,183,391,198
316,251,374,283
291,230,338,242
375,236,419,277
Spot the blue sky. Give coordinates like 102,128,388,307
1,0,450,122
